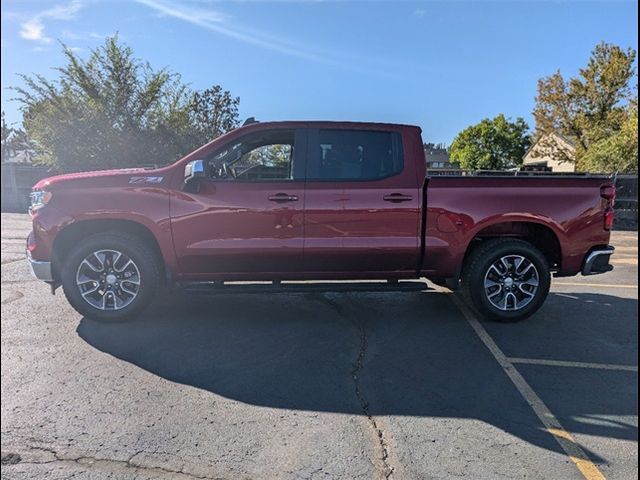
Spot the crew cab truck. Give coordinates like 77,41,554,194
26,121,616,322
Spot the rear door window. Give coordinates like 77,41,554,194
306,129,403,181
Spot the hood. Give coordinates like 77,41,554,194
33,167,148,190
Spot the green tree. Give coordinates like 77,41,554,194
14,36,239,172
580,102,638,173
1,111,13,163
190,86,240,147
533,42,637,172
1,111,33,163
449,114,531,170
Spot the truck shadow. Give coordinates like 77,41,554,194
77,289,637,461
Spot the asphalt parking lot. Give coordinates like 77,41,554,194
1,212,637,480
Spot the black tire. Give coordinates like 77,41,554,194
61,232,161,321
460,238,550,322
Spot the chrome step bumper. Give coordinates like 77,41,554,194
581,246,615,276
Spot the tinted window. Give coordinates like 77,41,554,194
308,129,403,181
208,130,296,181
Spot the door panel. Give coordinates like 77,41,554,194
170,129,306,277
303,184,420,272
171,182,304,274
303,128,421,273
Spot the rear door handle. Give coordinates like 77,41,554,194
383,193,413,203
268,193,299,203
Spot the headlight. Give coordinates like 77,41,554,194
29,190,52,212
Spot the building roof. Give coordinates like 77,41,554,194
523,131,576,159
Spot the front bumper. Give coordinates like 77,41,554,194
581,246,615,276
26,250,54,282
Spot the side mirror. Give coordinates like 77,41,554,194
185,159,205,183
184,159,205,192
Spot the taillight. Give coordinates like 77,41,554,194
600,185,616,204
600,184,616,231
604,207,615,231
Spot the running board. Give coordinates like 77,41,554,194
181,280,431,295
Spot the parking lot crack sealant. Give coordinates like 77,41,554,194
2,443,227,480
318,293,395,480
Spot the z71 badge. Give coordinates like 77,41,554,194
129,176,164,184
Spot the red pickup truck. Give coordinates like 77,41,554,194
27,120,616,322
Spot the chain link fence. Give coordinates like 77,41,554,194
614,175,638,230
1,164,52,213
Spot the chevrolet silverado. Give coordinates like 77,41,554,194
26,120,616,322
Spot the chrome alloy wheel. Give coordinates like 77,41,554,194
75,249,141,310
483,255,539,311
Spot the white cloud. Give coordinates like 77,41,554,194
19,0,85,43
136,0,405,77
20,20,50,43
42,0,84,20
135,0,327,62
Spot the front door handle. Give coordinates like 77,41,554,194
268,193,299,203
383,193,413,203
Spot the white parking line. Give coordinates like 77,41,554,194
508,357,638,372
447,293,606,480
553,282,638,289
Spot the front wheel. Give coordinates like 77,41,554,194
61,233,161,321
460,238,551,322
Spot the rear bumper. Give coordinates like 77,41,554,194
26,250,54,282
581,246,615,276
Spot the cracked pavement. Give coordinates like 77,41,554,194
1,213,638,479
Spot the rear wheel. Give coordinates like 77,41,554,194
460,238,551,322
61,233,161,321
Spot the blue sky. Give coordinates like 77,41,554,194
1,0,638,144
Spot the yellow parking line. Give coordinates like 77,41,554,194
553,282,637,289
508,357,638,372
570,457,607,480
446,292,606,480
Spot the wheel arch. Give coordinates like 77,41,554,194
52,219,167,283
461,220,563,276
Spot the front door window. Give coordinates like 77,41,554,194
208,130,297,181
